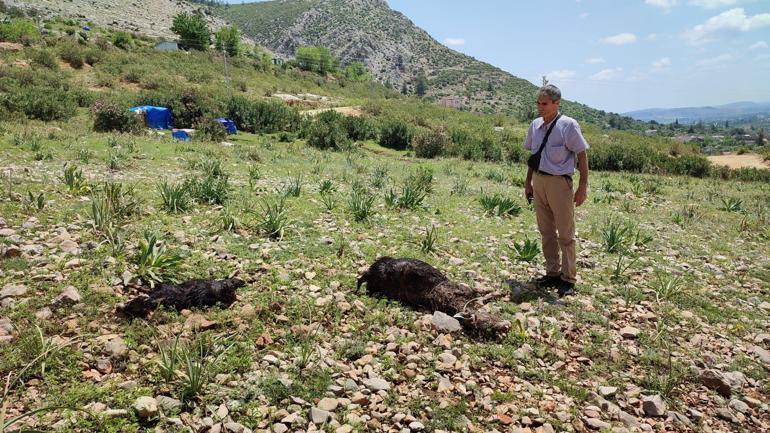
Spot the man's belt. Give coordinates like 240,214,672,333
536,170,572,180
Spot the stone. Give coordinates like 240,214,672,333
224,421,249,433
105,337,127,358
310,407,331,424
0,284,27,299
642,395,666,417
363,377,390,392
408,421,425,431
317,397,339,412
667,411,693,427
0,228,16,236
2,245,21,258
335,425,354,433
53,286,81,306
156,395,183,413
431,311,462,333
698,369,739,397
95,357,112,374
598,386,617,397
620,326,640,339
716,408,736,423
584,418,610,430
272,424,288,433
35,308,52,320
618,410,639,428
60,239,79,254
133,396,158,419
752,346,770,365
728,399,750,414
350,392,369,405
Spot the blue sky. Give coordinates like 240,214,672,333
225,0,770,113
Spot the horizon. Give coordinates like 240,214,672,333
224,0,770,114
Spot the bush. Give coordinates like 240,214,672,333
7,87,75,121
412,126,448,159
226,96,300,133
112,32,132,50
171,12,210,51
379,119,411,150
196,118,228,142
0,19,40,44
58,42,85,69
305,110,350,150
343,116,377,141
136,88,210,129
90,101,142,133
30,49,58,70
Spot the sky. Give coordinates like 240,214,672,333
224,0,770,114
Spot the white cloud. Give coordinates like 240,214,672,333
683,8,770,44
695,53,734,66
647,33,658,41
688,0,739,9
652,57,672,70
750,41,768,50
590,67,623,81
585,57,606,64
601,33,637,45
579,12,590,19
444,38,465,46
545,70,577,81
645,0,677,13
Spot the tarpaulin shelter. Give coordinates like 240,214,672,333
215,118,237,135
172,129,194,141
129,106,173,130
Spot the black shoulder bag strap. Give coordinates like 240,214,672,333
534,114,561,158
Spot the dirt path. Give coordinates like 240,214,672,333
707,153,770,170
302,106,363,117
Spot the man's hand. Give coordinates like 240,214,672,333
524,183,533,203
574,184,587,207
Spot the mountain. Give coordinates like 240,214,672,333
217,0,637,127
624,101,770,124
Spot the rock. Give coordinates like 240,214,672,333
728,399,750,414
53,286,81,306
431,311,462,333
698,369,740,397
184,314,218,330
317,397,339,412
598,386,617,397
224,421,249,433
272,423,288,433
752,346,770,365
35,308,52,320
408,421,425,431
105,337,127,358
310,407,331,424
21,244,43,255
759,301,770,311
156,395,183,413
350,392,368,405
335,425,353,433
60,239,79,254
133,396,158,419
755,333,770,344
584,418,610,430
642,395,666,417
0,228,16,236
95,357,112,374
2,245,21,258
667,411,693,427
618,410,639,428
620,326,640,339
0,284,27,299
716,408,736,423
363,377,390,392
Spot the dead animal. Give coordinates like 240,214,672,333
117,278,244,318
357,257,510,335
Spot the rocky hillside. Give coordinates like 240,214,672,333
4,0,235,40
217,0,634,127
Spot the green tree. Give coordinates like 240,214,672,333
295,46,337,75
215,25,240,56
171,12,211,51
343,61,370,82
415,74,427,97
758,128,766,146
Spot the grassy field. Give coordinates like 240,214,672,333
1,108,769,432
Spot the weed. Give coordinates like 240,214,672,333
217,208,240,232
158,180,192,213
135,232,183,287
450,177,469,195
280,174,302,198
320,192,336,212
185,174,230,205
370,166,389,189
512,237,540,262
648,273,684,304
479,192,521,217
75,148,94,163
349,188,376,222
256,196,289,240
318,179,336,195
420,225,439,254
23,191,45,212
600,217,630,253
247,164,261,190
61,164,89,195
720,197,743,213
610,252,639,283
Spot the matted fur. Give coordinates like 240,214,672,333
117,278,244,318
357,257,510,335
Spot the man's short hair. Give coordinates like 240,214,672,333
537,84,561,102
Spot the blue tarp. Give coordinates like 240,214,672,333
129,106,173,130
172,130,191,141
215,118,237,135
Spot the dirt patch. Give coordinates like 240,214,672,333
0,42,25,51
707,153,770,170
303,106,363,117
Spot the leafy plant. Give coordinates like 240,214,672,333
248,164,261,190
158,180,192,213
216,208,240,232
135,232,183,287
369,166,389,189
75,148,94,163
512,237,540,262
479,192,521,217
61,164,89,195
320,192,336,212
600,217,631,253
23,191,45,212
281,174,303,197
318,179,336,195
647,273,684,304
349,188,376,222
719,197,743,213
610,252,639,283
256,196,289,240
450,178,469,195
185,174,230,205
420,225,439,254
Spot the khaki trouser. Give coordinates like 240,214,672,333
532,172,577,284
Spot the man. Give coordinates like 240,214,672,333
523,84,589,297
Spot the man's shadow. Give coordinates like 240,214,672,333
505,279,564,305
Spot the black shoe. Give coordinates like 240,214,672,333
534,274,561,289
556,280,576,297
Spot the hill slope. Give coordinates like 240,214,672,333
624,101,770,124
218,0,635,127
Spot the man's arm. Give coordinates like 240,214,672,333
525,167,534,202
574,151,588,206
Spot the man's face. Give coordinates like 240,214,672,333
536,95,560,119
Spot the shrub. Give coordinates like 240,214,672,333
158,180,192,213
90,101,142,133
171,12,211,51
196,118,228,142
305,110,350,150
226,96,300,133
0,19,40,44
349,188,376,221
136,88,209,129
5,86,75,121
58,42,84,69
379,119,412,150
412,126,448,159
184,174,230,205
112,32,132,49
31,49,58,69
343,116,378,141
